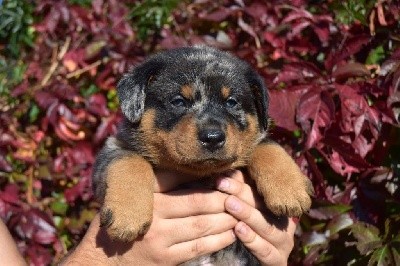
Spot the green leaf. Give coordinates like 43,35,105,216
366,46,385,65
303,231,328,247
308,203,353,219
29,103,39,123
0,0,36,57
80,84,99,98
68,208,96,230
392,233,400,243
326,213,353,236
330,0,375,25
293,129,302,138
68,0,92,7
351,222,382,255
392,247,400,266
368,245,393,266
51,200,69,216
128,0,180,40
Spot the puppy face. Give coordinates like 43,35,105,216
118,46,269,175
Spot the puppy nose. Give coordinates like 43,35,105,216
198,129,226,151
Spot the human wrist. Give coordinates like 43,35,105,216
61,244,114,265
60,216,118,265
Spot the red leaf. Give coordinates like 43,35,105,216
268,86,309,131
26,245,52,266
94,113,120,143
86,93,110,117
263,31,285,49
0,184,20,205
71,142,94,165
297,89,335,149
244,2,269,25
319,147,360,175
325,35,371,71
199,7,233,22
352,134,375,158
287,20,311,39
12,209,56,247
35,5,63,33
237,16,260,47
92,0,103,15
62,49,87,72
95,66,117,90
312,23,330,44
282,9,314,23
25,62,44,81
304,151,328,200
11,80,29,97
0,154,12,172
336,84,381,138
34,91,59,109
333,62,370,83
273,62,322,85
64,170,92,203
322,134,371,175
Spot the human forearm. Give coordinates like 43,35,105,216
0,219,27,266
60,216,119,265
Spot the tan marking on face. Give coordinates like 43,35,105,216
181,85,194,100
221,86,231,99
139,110,204,174
156,116,203,174
139,110,263,176
227,114,261,168
139,109,163,163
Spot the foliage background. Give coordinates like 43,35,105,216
0,0,399,265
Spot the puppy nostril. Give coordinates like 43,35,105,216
198,129,226,150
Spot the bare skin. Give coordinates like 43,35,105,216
0,219,27,266
0,170,295,265
62,170,295,265
216,171,296,265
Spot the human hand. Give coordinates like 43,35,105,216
61,170,237,265
216,170,296,266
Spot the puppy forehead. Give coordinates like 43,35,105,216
156,62,248,96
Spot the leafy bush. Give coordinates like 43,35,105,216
0,0,35,57
0,0,399,265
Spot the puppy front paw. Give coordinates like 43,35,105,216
262,175,313,217
248,143,314,217
100,204,152,242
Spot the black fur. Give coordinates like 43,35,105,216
117,46,268,133
93,46,271,265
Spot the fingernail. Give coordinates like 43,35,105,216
231,230,237,239
226,197,241,213
217,178,230,191
236,223,247,235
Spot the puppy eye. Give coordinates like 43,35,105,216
170,95,187,107
225,97,238,108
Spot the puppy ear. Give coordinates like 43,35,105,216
247,69,269,131
117,60,164,123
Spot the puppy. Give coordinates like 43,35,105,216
92,46,313,264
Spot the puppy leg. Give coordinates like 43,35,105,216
247,142,313,217
101,155,155,242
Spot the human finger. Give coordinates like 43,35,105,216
234,222,285,266
168,230,236,265
154,189,229,218
164,213,237,245
224,195,289,244
216,175,264,210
